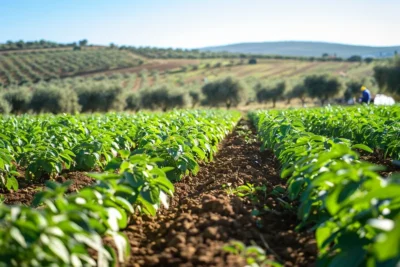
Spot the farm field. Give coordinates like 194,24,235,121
0,105,399,266
0,49,142,87
0,49,381,113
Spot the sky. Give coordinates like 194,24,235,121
0,0,399,48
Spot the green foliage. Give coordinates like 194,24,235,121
223,241,282,267
125,93,140,111
304,75,342,105
2,87,32,113
289,84,307,105
121,46,346,62
77,84,126,112
347,55,362,62
282,105,400,160
0,39,76,51
374,59,400,96
0,110,241,265
202,77,247,108
0,49,141,88
29,86,81,114
0,97,11,114
344,80,363,100
255,82,286,108
189,90,200,108
248,58,257,64
250,107,400,266
140,86,190,111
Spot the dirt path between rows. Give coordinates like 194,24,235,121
1,171,93,206
123,120,316,267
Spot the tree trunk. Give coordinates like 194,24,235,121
226,100,231,109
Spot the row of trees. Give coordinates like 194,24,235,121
0,49,141,88
0,84,199,114
122,46,351,62
0,39,89,51
200,75,354,108
0,75,368,114
374,58,400,97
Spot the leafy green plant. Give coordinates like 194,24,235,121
0,110,241,266
250,109,400,266
223,240,282,267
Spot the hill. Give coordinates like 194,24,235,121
0,48,141,87
200,41,400,58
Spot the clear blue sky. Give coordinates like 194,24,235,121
0,0,399,48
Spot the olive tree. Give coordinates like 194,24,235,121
76,84,126,112
344,81,363,101
0,96,11,114
140,86,189,111
125,93,140,111
254,82,286,108
304,75,341,105
201,77,246,109
374,59,400,96
3,87,32,113
29,87,81,114
290,84,308,106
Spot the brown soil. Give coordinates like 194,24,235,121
360,152,400,178
261,66,294,79
124,120,316,267
79,59,201,79
285,63,319,77
1,171,94,206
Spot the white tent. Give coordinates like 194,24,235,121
374,94,396,106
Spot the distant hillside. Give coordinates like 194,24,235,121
200,41,400,58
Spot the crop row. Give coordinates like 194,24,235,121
0,110,241,266
273,105,400,160
0,49,141,87
0,111,240,191
250,110,400,266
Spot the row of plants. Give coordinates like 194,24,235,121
0,111,240,191
274,105,400,160
250,110,400,266
121,46,352,62
0,49,141,87
0,110,241,266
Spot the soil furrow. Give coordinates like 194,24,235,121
124,120,316,267
1,171,93,206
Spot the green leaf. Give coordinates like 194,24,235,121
48,236,70,264
352,144,373,153
124,172,145,188
10,227,27,248
140,185,160,205
6,176,19,191
109,231,130,263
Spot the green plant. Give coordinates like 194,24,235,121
250,108,400,266
223,241,282,267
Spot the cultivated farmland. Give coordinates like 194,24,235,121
0,105,399,266
0,42,399,267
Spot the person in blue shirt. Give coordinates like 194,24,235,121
360,86,371,104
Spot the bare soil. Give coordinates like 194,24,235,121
123,120,316,267
1,171,93,206
360,152,400,178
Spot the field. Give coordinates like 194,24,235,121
0,45,399,266
0,48,142,87
0,104,399,266
0,47,381,114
